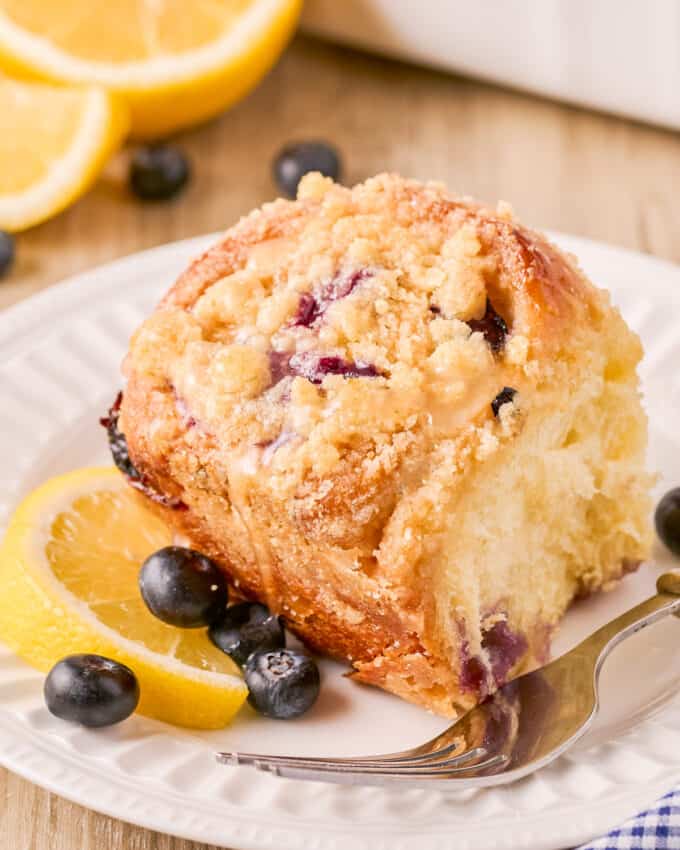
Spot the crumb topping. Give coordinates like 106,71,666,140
126,173,594,483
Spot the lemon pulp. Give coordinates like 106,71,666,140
0,467,248,729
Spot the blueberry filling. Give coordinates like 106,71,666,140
292,268,372,328
482,620,528,685
268,351,294,385
491,387,517,417
100,393,186,511
298,355,382,384
269,350,382,387
467,299,508,354
459,618,528,694
293,292,318,327
459,650,487,694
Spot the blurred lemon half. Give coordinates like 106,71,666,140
0,467,248,729
0,0,303,138
0,78,128,231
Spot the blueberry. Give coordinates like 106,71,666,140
100,392,140,480
655,488,680,556
270,351,382,386
139,546,228,628
100,393,187,511
491,387,517,417
268,350,293,385
292,292,319,327
129,145,190,201
482,620,528,685
0,231,14,278
467,299,508,354
44,654,139,728
245,649,320,719
309,355,381,382
209,602,285,667
292,268,372,328
273,141,341,198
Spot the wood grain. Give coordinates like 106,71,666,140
1,33,679,850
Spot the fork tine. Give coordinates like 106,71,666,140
242,744,486,768
219,746,496,773
222,744,486,769
222,752,509,781
229,743,486,769
217,721,481,771
217,741,484,770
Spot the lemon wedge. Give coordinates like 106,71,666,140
0,78,128,232
0,467,248,729
0,0,302,138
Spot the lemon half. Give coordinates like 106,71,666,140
0,0,303,138
0,467,248,729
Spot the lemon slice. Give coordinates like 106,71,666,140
0,467,248,729
0,78,129,232
0,0,302,138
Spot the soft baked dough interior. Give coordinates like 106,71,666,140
416,319,652,714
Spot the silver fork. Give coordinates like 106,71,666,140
218,570,680,788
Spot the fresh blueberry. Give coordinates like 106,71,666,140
139,546,228,628
0,231,15,277
655,488,680,556
44,654,139,728
245,649,320,719
491,387,517,417
467,299,508,354
273,141,341,198
129,145,190,201
209,602,285,667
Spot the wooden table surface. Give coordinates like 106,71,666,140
1,32,680,850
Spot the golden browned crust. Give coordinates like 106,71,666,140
119,174,651,716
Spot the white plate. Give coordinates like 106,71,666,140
0,234,679,850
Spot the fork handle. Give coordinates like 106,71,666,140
572,569,680,667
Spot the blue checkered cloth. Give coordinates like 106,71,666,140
577,789,680,849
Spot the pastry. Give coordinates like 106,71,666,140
115,173,653,717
